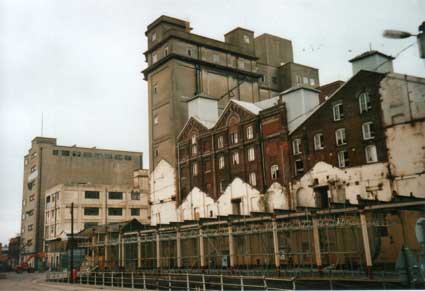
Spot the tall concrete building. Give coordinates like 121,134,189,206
143,15,319,171
20,137,143,267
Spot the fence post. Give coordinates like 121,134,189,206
132,272,134,289
102,272,105,287
168,273,172,291
111,272,114,287
121,271,124,288
220,274,224,291
263,275,268,291
186,272,190,291
143,272,146,290
94,272,97,286
292,278,296,291
202,273,206,291
240,276,244,291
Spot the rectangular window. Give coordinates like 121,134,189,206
83,152,92,158
359,92,372,113
238,59,245,69
72,151,81,157
85,191,100,199
108,192,123,200
295,159,304,175
61,150,70,156
131,191,140,200
151,32,156,41
131,208,140,216
362,122,375,140
164,47,169,56
84,222,98,229
335,128,347,146
84,207,99,216
187,48,192,56
333,102,344,121
271,165,279,180
52,150,58,156
249,172,256,186
232,152,239,165
338,150,349,168
192,144,197,155
108,208,123,216
246,125,254,139
212,54,219,63
124,155,132,161
309,78,316,86
303,76,309,84
365,145,378,163
314,133,324,150
219,156,225,169
152,53,158,63
29,194,35,201
95,153,103,158
192,163,198,176
28,225,33,231
104,153,112,159
292,138,302,155
217,136,224,148
230,132,238,144
114,154,123,160
296,75,302,85
248,147,255,161
219,180,225,193
46,196,50,203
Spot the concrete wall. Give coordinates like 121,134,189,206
380,73,425,198
150,160,178,225
291,161,392,207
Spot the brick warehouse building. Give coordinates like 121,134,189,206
177,96,290,207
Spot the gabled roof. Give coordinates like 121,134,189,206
349,50,394,62
177,116,211,141
231,99,263,115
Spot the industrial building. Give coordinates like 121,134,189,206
20,136,144,268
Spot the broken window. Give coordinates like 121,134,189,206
359,92,372,113
271,164,279,180
232,151,240,165
292,138,302,155
295,159,304,175
338,150,349,168
365,144,378,163
335,128,346,146
333,102,344,121
314,133,324,150
362,122,375,140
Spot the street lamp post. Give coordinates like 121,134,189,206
383,21,425,58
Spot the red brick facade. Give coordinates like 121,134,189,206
177,100,289,204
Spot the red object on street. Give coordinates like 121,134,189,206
72,269,78,282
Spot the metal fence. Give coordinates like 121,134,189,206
47,271,295,290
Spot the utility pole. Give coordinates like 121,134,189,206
69,202,74,283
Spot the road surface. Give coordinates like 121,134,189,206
0,272,132,291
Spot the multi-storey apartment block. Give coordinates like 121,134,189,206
20,137,143,268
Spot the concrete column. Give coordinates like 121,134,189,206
360,212,373,273
118,233,122,267
199,226,206,268
312,217,322,269
272,217,280,268
176,228,182,268
104,233,109,266
91,235,96,263
228,223,235,268
121,236,125,268
156,231,161,269
137,235,142,269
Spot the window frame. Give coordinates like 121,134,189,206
232,151,240,165
337,150,349,168
249,172,257,186
108,191,123,200
217,136,224,148
247,147,255,162
365,144,378,163
218,156,225,169
333,102,344,121
192,162,198,176
362,122,375,140
246,125,254,139
292,138,302,155
314,133,324,151
271,164,279,180
295,159,304,175
359,92,372,113
335,128,347,146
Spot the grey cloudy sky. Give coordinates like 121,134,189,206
0,0,424,244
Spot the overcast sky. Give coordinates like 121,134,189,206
0,0,424,245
